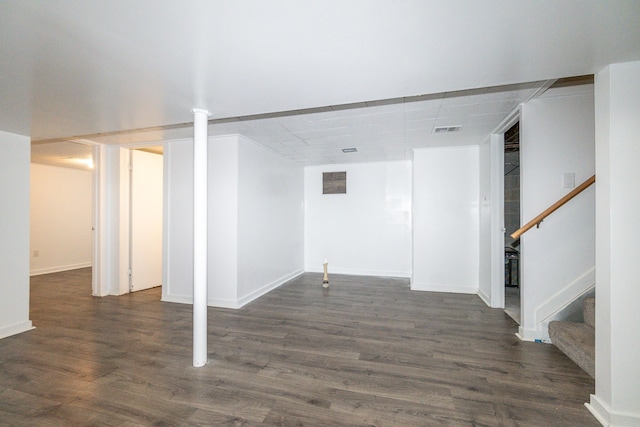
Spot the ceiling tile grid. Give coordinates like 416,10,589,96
33,81,554,167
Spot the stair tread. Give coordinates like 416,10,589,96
549,321,594,378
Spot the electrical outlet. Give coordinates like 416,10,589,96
33,250,39,258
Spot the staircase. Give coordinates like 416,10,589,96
548,297,595,377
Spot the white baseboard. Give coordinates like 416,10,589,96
587,393,640,426
477,288,491,307
535,267,595,325
516,326,551,343
0,320,34,339
305,266,411,278
161,294,192,305
237,269,304,308
519,267,595,342
162,292,241,308
161,269,305,309
30,262,92,276
411,282,478,294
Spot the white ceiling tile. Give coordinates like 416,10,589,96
36,79,557,167
404,118,436,132
436,103,478,119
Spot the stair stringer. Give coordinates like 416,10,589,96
517,266,595,342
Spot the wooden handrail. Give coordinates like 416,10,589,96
511,175,595,239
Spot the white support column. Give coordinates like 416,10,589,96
588,61,640,426
192,108,210,367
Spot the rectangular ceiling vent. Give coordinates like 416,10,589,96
433,125,462,134
341,147,358,153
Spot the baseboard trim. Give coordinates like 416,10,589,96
411,282,478,294
535,267,595,325
162,293,241,308
0,320,34,339
516,327,551,343
477,288,491,307
305,267,411,278
161,269,305,309
587,394,640,427
236,269,304,308
161,294,192,305
30,262,92,276
518,267,595,342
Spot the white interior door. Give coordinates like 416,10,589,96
130,150,163,292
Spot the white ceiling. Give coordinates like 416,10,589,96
5,1,640,166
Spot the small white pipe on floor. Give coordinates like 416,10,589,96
192,108,210,368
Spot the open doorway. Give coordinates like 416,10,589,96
129,148,163,292
30,141,94,279
503,122,521,323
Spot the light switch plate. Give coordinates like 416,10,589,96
563,172,575,188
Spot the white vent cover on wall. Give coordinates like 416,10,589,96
433,125,463,134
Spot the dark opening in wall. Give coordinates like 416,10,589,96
323,172,346,194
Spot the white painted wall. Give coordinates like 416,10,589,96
163,139,194,304
207,135,239,306
0,131,33,339
304,161,412,277
588,61,640,426
518,85,595,341
29,163,93,275
164,135,304,308
412,147,479,293
237,136,305,304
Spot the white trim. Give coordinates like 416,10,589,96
587,393,640,427
490,132,506,308
120,148,131,295
161,294,192,305
411,282,478,294
91,145,100,296
536,267,595,324
236,269,304,308
0,320,34,339
516,327,551,343
305,267,411,279
94,144,113,297
515,268,595,342
161,143,171,305
30,262,92,276
477,287,491,306
586,395,610,427
161,270,304,309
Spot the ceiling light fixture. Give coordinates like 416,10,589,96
68,157,94,169
341,148,358,153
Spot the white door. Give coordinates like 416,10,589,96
130,150,163,292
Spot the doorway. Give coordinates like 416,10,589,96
30,141,95,278
129,148,163,292
503,122,521,323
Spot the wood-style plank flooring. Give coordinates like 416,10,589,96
0,268,598,426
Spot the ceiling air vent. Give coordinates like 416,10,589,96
433,125,462,134
341,147,358,153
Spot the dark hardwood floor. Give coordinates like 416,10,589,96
0,268,598,426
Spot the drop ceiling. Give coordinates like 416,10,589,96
5,1,640,167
